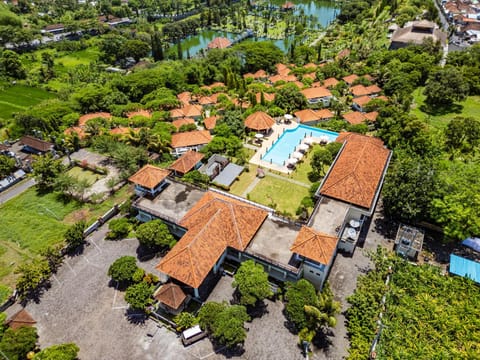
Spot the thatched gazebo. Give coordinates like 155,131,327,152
244,111,275,134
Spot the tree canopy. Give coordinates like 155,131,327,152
135,220,175,249
107,256,139,284
33,343,80,360
232,260,272,306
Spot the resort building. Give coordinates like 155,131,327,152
244,111,275,133
19,136,54,155
170,130,212,156
390,20,447,49
168,150,204,177
128,165,171,197
132,131,391,301
295,109,334,125
301,87,333,106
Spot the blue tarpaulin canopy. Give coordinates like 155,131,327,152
462,237,480,252
449,254,480,284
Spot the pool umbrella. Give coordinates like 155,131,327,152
255,133,264,139
298,143,309,151
286,158,298,164
284,114,293,120
292,151,304,159
304,137,314,145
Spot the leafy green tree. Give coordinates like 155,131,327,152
232,260,272,306
15,259,51,299
0,154,16,178
174,312,198,332
274,83,308,113
106,218,131,240
198,301,227,333
121,39,150,62
107,256,139,284
424,67,469,107
0,50,25,79
64,221,86,250
182,170,210,187
32,154,64,190
444,116,480,158
218,110,245,138
0,326,37,360
125,282,154,311
211,305,250,348
40,244,64,273
33,343,80,360
235,41,283,73
309,147,333,181
136,220,175,249
284,279,319,330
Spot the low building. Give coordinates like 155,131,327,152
171,117,196,131
154,282,188,315
394,224,424,260
207,37,232,49
128,165,171,197
199,155,244,188
171,130,212,156
244,111,275,133
170,105,202,120
390,20,447,49
168,150,204,177
295,109,334,125
19,136,53,155
342,74,359,85
301,87,333,106
203,115,219,132
6,309,36,330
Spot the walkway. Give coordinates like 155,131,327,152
241,176,261,197
0,178,36,205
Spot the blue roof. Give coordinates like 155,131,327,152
449,254,480,284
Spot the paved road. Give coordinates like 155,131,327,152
0,178,35,205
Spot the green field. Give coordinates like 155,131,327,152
411,87,480,129
247,175,309,215
55,47,101,68
0,186,131,288
0,85,55,121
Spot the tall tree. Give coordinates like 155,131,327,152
232,260,272,306
424,67,469,107
32,154,64,190
135,220,175,249
33,343,80,360
0,155,16,179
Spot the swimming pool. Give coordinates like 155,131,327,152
261,125,338,166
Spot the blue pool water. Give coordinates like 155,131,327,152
261,125,338,166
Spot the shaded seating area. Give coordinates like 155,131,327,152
244,111,275,134
154,282,188,315
128,164,171,197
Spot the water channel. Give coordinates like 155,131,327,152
173,0,339,58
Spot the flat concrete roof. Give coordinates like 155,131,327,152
308,196,350,236
135,180,205,224
213,163,244,187
247,216,300,268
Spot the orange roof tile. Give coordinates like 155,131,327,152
321,135,390,209
364,111,379,122
172,117,195,130
204,115,219,130
350,85,371,97
323,78,339,88
255,92,275,103
342,74,359,85
303,62,317,70
154,283,187,310
335,132,384,146
269,74,285,84
301,87,332,99
171,130,212,149
352,95,373,107
6,309,36,330
311,81,321,88
110,127,140,135
366,85,381,94
316,109,334,119
342,111,367,125
198,95,215,105
253,69,268,79
276,63,290,76
290,226,338,265
295,109,322,123
207,37,232,49
243,72,255,79
244,111,275,131
126,109,151,118
169,150,204,175
284,74,298,82
156,192,268,288
303,72,317,80
293,81,305,88
170,105,202,118
128,165,171,189
78,112,111,127
177,91,192,106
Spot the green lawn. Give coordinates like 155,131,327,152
229,165,258,196
67,166,104,186
0,85,54,120
411,87,480,130
247,175,309,215
55,48,100,67
288,144,322,184
0,186,132,288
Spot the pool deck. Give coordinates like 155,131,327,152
249,121,331,174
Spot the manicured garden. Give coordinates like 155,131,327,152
67,166,104,186
0,186,132,288
247,175,310,215
411,87,480,130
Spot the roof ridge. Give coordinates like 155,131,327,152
229,203,244,248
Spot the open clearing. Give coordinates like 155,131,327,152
0,186,131,288
0,85,54,120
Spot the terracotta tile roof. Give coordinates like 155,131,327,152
375,95,389,102
156,192,268,288
352,95,373,107
364,111,379,122
198,95,216,105
78,112,111,127
363,74,375,82
244,111,275,131
171,130,212,149
311,81,321,87
170,105,202,118
20,136,53,152
321,135,391,209
342,111,368,125
253,69,268,79
255,92,276,103
204,115,219,130
126,109,151,118
172,117,195,130
301,87,332,99
293,81,305,88
282,1,295,9
207,37,232,49
269,74,285,84
316,109,334,119
64,126,86,139
6,309,36,330
303,72,317,80
365,85,381,94
290,226,338,265
284,74,298,82
243,72,255,79
110,127,140,135
350,85,371,97
342,74,359,85
154,283,187,309
295,109,321,123
335,132,385,146
177,92,192,106
276,63,290,76
128,164,171,189
169,150,204,175
303,62,317,70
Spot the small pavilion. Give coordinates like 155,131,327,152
128,165,171,197
244,111,275,134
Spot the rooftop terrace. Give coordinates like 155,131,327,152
308,196,350,236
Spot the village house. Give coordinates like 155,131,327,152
301,87,333,106
294,109,334,125
168,150,204,177
390,20,447,49
19,135,54,155
170,130,212,156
